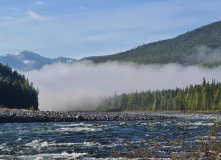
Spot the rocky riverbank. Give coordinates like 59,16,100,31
0,110,176,123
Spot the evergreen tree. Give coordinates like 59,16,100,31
0,63,39,110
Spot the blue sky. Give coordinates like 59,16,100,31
1,0,221,59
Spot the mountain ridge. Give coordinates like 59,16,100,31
92,20,221,67
0,50,76,71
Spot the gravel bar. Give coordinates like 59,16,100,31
0,110,176,123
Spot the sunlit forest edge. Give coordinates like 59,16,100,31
96,78,221,112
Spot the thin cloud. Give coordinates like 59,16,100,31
28,10,41,19
3,7,21,11
0,16,14,20
78,7,86,10
36,2,43,5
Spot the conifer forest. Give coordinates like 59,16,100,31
97,78,221,111
0,63,39,110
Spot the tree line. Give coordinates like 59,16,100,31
0,63,39,110
96,78,221,111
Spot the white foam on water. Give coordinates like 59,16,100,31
119,122,126,125
162,123,168,126
15,150,24,155
101,142,128,148
176,121,214,126
189,122,214,126
50,142,76,146
25,139,41,147
0,144,5,149
194,139,207,143
187,126,198,129
32,139,40,143
98,124,108,127
25,140,51,149
82,141,101,147
58,123,93,127
162,145,172,148
51,141,101,147
59,126,102,132
16,138,22,141
61,151,87,157
41,142,49,148
17,151,88,160
25,140,101,149
34,157,43,160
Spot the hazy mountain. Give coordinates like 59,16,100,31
0,50,76,71
79,55,107,61
93,20,221,67
52,57,76,63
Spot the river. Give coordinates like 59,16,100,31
0,113,220,159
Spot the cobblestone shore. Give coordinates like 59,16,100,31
0,110,176,123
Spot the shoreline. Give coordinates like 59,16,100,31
1,108,220,123
0,110,176,123
123,110,221,114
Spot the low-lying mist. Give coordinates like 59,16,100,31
23,61,221,111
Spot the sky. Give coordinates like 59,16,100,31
1,0,221,59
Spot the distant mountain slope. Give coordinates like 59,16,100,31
0,51,76,71
79,55,107,61
93,21,221,67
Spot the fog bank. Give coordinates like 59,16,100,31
24,61,221,111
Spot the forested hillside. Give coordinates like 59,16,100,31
93,21,221,67
96,78,221,111
0,63,39,110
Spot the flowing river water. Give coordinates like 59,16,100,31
0,113,220,159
